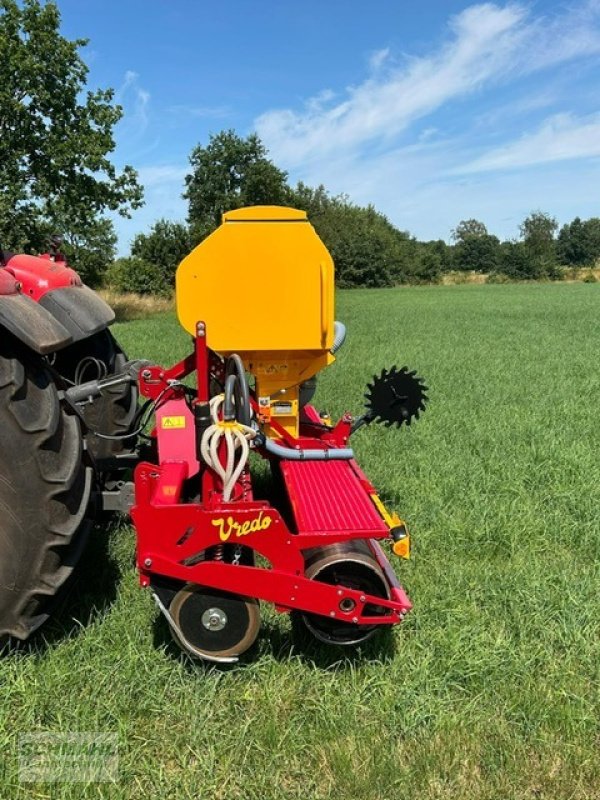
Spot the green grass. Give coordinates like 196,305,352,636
1,283,599,799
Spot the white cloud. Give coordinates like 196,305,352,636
168,104,231,119
369,47,390,71
455,112,600,173
255,2,600,168
111,2,600,251
116,70,151,136
138,164,188,186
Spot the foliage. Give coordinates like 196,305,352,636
519,210,559,278
557,216,600,266
496,240,534,279
131,219,192,291
425,239,454,273
104,256,171,297
184,130,288,242
454,233,500,273
0,0,143,268
451,218,488,243
130,125,600,290
412,250,441,284
450,219,499,274
41,216,117,287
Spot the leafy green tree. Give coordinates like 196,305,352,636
104,256,170,297
450,219,499,273
50,217,117,286
519,211,559,277
131,220,192,290
451,219,488,244
425,239,454,273
497,240,532,279
582,218,600,266
454,234,500,272
184,130,289,242
286,182,338,222
0,0,143,271
412,244,442,283
557,217,586,265
557,217,600,266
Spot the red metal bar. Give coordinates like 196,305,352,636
195,320,209,402
139,559,409,623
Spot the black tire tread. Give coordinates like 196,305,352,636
0,337,91,640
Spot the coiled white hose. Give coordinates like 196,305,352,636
200,395,256,501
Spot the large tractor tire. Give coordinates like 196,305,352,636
0,336,92,641
53,329,138,465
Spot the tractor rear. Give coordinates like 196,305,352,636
0,238,136,642
0,208,426,661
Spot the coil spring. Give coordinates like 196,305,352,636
206,544,225,562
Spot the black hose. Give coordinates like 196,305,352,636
223,374,238,421
225,354,251,425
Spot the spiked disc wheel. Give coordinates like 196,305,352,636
364,366,428,428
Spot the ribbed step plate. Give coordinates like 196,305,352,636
280,460,388,534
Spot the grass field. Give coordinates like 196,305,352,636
1,283,599,799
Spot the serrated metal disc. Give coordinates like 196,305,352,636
364,365,428,428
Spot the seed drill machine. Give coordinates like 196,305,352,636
0,208,426,662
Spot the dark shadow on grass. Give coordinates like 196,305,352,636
3,518,122,657
262,615,397,669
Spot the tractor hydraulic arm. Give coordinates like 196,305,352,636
62,359,152,405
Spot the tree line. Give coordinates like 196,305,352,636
2,1,599,294
109,130,600,294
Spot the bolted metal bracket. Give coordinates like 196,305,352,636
99,481,135,514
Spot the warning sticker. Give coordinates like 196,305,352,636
161,416,186,429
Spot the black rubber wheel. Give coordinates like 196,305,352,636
0,336,92,641
53,329,138,463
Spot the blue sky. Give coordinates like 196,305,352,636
57,0,600,251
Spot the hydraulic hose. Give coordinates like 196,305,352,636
200,394,256,501
299,321,347,407
225,354,251,425
223,374,238,421
331,321,347,354
262,436,353,461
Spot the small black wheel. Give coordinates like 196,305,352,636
169,584,260,661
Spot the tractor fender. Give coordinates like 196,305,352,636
38,285,115,344
0,257,115,355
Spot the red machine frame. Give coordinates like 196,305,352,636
131,322,412,629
